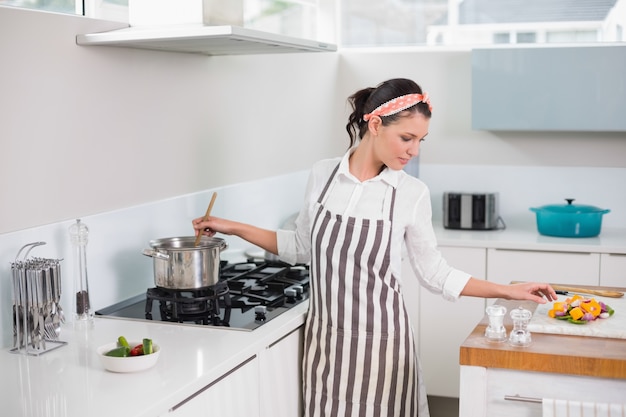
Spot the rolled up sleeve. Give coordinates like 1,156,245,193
404,186,471,301
277,228,311,265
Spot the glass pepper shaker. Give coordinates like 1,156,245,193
69,219,94,327
509,306,532,347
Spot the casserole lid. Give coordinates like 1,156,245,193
530,199,610,214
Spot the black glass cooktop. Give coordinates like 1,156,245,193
96,262,309,331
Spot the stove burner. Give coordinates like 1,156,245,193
145,281,231,326
93,261,313,330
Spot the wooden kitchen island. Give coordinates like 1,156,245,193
458,288,626,417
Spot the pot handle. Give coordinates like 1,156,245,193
219,240,229,251
142,249,170,260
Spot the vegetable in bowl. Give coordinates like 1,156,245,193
98,336,160,373
104,336,154,357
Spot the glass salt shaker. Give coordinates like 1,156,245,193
485,304,507,342
509,306,532,347
69,219,94,328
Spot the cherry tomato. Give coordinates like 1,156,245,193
130,344,144,356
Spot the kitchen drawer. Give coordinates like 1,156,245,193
418,246,486,397
169,356,260,417
600,253,626,287
460,366,626,417
487,248,600,287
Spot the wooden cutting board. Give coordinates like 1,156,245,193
528,294,626,339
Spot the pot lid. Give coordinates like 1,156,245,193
531,199,610,214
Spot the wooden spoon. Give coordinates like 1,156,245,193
194,192,217,247
551,284,624,298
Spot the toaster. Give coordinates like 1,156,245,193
443,192,499,230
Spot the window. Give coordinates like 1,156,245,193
493,32,510,44
516,32,536,44
244,0,320,42
4,0,625,47
546,30,599,43
340,0,626,47
0,0,128,21
1,0,77,14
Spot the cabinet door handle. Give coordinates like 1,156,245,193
268,325,303,348
493,248,593,256
504,394,542,404
169,355,257,412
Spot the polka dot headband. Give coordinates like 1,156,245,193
363,93,432,122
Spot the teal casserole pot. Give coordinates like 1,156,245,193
529,199,610,238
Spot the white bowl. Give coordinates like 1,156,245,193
97,341,160,373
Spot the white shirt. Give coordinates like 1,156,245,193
277,149,471,301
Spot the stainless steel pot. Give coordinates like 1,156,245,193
142,236,228,289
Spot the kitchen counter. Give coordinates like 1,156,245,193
433,221,626,255
458,287,626,416
460,290,626,380
0,301,308,417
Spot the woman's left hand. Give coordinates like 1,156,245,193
507,282,558,304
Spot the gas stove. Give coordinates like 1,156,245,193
95,261,309,331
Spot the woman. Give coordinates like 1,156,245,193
193,78,557,417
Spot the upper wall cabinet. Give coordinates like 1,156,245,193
471,45,626,132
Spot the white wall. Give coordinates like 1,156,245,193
1,6,625,349
2,7,625,237
0,6,341,235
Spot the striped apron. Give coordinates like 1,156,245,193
303,166,428,417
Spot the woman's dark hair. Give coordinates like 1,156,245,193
346,78,431,148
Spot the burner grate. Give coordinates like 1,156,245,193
146,281,231,326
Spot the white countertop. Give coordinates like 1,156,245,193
1,302,308,417
2,223,624,417
433,221,626,254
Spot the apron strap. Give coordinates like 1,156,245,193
386,186,397,222
317,163,340,204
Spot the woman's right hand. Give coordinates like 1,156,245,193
192,216,237,237
192,216,279,255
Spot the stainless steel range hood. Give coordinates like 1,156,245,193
76,0,337,55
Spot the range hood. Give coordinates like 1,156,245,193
76,0,337,55
76,24,337,55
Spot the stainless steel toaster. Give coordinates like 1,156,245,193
443,192,499,230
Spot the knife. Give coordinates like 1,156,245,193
551,284,624,298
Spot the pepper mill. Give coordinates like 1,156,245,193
509,306,532,347
69,219,94,328
485,304,507,342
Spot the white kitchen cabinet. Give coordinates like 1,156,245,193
417,246,487,398
168,325,304,417
168,356,260,417
600,253,626,288
486,248,601,287
259,326,304,417
460,366,626,417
